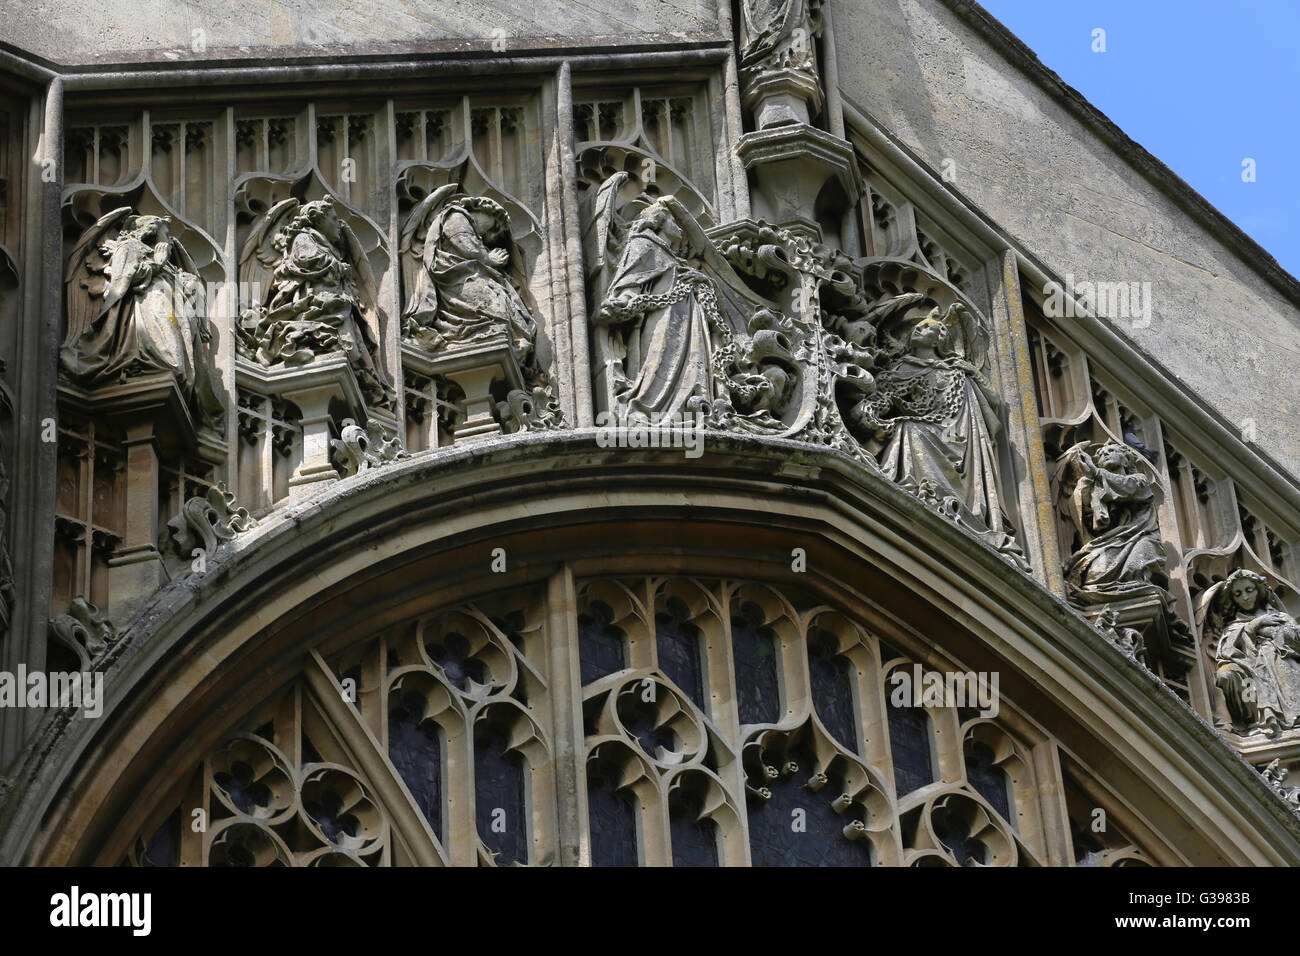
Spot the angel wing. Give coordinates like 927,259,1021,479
944,302,991,370
1052,441,1096,537
585,172,630,278
338,217,385,358
398,183,461,316
62,207,131,348
238,198,299,310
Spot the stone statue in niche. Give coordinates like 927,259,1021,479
62,208,225,429
1056,440,1167,605
1203,569,1300,737
400,189,538,365
739,0,825,127
848,301,1021,559
238,196,394,408
590,179,804,433
399,186,561,434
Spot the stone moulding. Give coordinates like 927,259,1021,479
1,429,1298,865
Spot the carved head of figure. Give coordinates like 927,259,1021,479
1095,441,1140,473
456,196,510,245
1225,569,1269,615
299,198,343,245
123,214,171,244
907,313,954,356
638,201,685,251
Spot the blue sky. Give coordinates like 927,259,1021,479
978,0,1300,278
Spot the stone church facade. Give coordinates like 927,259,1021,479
0,0,1297,866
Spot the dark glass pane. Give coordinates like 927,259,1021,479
475,722,529,865
669,782,719,867
747,743,873,867
808,630,858,752
886,698,934,797
587,760,639,867
656,597,705,709
579,599,626,686
426,630,486,690
617,690,679,760
931,804,987,866
964,740,1012,822
387,695,442,842
142,810,180,867
732,601,780,725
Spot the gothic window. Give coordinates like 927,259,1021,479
963,739,1011,823
586,745,643,867
886,690,935,798
807,627,859,753
118,575,1151,868
388,688,445,844
731,599,781,726
579,598,627,685
655,595,706,710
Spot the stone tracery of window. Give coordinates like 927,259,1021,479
120,574,1169,866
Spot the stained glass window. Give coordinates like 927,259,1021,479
808,629,858,752
732,601,780,725
656,596,705,709
387,693,444,843
475,721,529,865
964,739,1012,823
887,695,935,797
579,599,626,685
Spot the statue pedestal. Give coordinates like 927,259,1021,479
742,66,824,130
735,125,861,245
58,373,223,626
236,356,365,501
404,337,526,442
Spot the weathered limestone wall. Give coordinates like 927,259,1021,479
4,0,721,62
832,0,1300,475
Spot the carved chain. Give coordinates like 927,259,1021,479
602,272,769,404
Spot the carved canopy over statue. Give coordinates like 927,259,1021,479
1055,440,1167,606
587,174,807,433
1203,569,1300,738
400,187,543,385
62,208,225,430
238,196,395,408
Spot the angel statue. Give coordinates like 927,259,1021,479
238,196,395,408
1203,569,1300,737
1055,440,1167,606
850,302,1020,558
400,189,540,378
62,208,225,429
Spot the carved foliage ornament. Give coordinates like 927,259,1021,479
158,483,257,581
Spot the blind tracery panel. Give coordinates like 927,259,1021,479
121,573,1163,867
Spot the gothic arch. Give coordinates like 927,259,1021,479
2,434,1296,866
